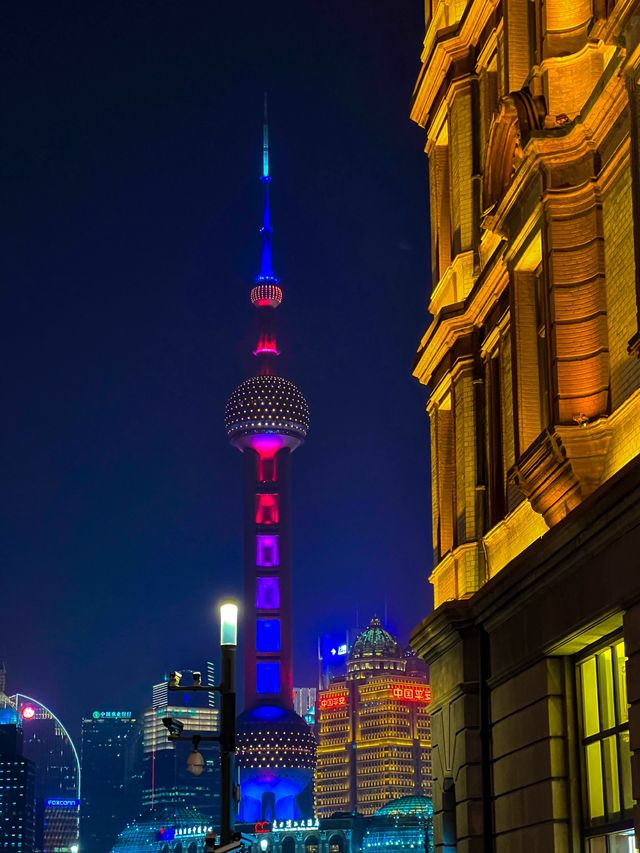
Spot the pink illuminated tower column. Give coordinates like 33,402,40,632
224,101,315,823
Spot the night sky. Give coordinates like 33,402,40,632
3,2,432,737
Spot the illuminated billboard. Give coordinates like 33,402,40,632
319,692,348,710
390,685,432,703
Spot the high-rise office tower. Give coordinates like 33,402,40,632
225,102,315,822
0,721,36,853
293,688,316,726
79,709,141,853
315,617,432,818
141,667,219,822
10,694,79,853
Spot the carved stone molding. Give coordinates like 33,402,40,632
509,429,581,526
483,89,547,214
509,423,612,525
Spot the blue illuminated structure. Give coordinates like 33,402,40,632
108,806,214,853
225,97,314,822
364,796,434,853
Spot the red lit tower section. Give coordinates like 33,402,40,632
224,100,314,823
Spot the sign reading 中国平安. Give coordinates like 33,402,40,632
389,685,432,703
91,710,133,719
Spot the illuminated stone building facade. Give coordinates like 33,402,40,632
315,618,432,818
410,0,640,848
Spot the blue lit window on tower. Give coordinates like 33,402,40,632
256,619,281,653
256,662,280,695
256,576,280,610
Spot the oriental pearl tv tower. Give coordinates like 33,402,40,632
224,100,315,823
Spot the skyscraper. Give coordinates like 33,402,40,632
141,666,219,822
315,617,432,818
79,709,141,853
293,688,316,726
0,720,36,853
10,694,80,853
225,101,315,822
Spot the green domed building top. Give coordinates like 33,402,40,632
347,616,404,676
375,795,434,818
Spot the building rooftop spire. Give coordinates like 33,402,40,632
257,92,277,283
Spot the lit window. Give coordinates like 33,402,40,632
256,535,279,567
256,662,280,695
256,576,280,610
577,638,635,846
257,455,277,483
256,493,279,525
256,619,281,653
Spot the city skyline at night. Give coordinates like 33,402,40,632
3,2,431,736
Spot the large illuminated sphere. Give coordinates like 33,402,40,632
225,375,309,449
236,705,316,822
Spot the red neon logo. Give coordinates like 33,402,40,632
255,821,271,834
21,706,36,720
390,685,432,703
319,693,348,710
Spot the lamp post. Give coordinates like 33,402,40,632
164,600,238,849
219,602,238,846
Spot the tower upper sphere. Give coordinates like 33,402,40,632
225,374,309,447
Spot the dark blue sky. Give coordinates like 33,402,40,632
2,1,432,736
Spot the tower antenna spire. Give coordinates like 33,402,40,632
258,92,276,282
262,91,269,180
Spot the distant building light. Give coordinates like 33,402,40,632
272,819,319,832
91,710,133,719
390,685,432,703
319,693,348,710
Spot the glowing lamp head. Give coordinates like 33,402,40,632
21,706,36,721
220,602,239,647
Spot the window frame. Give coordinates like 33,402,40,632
574,632,635,848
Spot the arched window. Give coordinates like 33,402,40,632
329,834,343,853
282,836,296,853
305,836,319,853
187,843,197,853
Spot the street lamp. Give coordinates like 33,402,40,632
164,599,239,848
220,602,238,646
218,600,238,848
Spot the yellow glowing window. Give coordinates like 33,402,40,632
577,636,634,834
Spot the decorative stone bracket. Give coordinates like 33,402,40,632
509,422,612,526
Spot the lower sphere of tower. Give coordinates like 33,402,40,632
236,705,316,822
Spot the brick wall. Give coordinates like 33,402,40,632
603,169,640,410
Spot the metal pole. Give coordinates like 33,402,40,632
220,642,236,845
